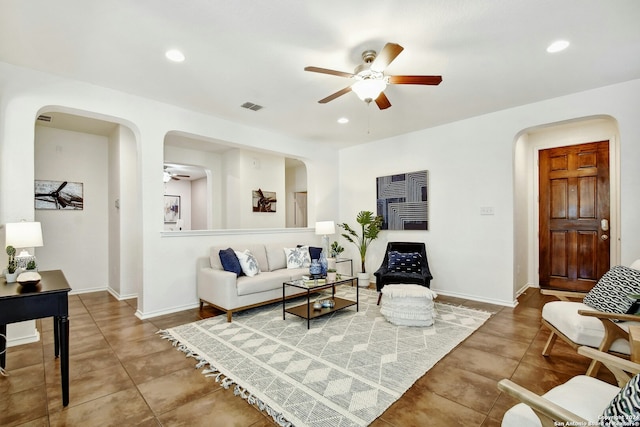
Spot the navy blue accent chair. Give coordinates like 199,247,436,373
374,242,433,305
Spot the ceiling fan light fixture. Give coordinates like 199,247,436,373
352,78,387,102
163,171,172,183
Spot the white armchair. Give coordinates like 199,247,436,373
541,259,640,376
499,346,640,427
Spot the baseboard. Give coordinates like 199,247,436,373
107,286,138,301
6,327,40,348
68,285,108,295
432,287,518,308
135,302,200,320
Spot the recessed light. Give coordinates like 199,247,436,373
547,40,570,53
165,49,185,62
337,117,349,124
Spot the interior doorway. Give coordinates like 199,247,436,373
294,191,308,228
512,115,620,300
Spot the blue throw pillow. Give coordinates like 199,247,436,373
219,248,243,277
388,251,422,274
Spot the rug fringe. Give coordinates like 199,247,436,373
156,330,292,427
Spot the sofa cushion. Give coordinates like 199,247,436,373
236,267,307,296
235,249,261,277
542,301,633,354
502,375,620,427
266,244,287,272
583,265,640,314
284,246,311,269
388,251,421,273
219,248,243,277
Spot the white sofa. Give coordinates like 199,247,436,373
197,243,314,321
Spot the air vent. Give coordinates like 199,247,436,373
240,102,264,111
37,115,52,122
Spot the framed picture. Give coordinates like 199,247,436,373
376,170,429,230
164,195,181,223
35,180,84,210
252,189,277,212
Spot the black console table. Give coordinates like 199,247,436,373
0,270,71,406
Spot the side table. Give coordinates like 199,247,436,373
0,270,71,406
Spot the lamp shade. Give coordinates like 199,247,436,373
5,222,44,249
315,221,336,235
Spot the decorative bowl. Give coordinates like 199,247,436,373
17,271,41,287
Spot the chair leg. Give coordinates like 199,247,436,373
377,292,382,305
542,331,558,356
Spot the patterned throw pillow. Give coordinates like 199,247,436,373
284,246,311,269
234,250,260,277
583,266,640,314
388,251,422,274
600,372,640,426
219,248,243,277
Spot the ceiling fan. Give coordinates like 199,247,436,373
163,166,190,182
304,42,442,110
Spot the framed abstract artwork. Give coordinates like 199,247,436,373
164,195,181,223
376,170,428,230
35,180,84,210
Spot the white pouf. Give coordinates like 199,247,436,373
380,284,437,326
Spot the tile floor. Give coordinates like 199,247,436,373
1,286,617,426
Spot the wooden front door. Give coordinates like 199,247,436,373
539,141,610,291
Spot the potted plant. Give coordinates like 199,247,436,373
5,245,19,283
326,268,337,282
327,241,344,271
338,210,383,287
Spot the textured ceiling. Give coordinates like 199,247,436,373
3,0,640,148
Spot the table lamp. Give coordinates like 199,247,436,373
5,221,44,258
315,220,335,257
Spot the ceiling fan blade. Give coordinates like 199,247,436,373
388,75,443,85
371,43,404,72
304,66,354,78
375,92,392,110
175,174,190,178
318,86,352,104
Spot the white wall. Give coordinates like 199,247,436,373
339,81,640,306
34,126,109,292
2,59,639,329
0,61,337,325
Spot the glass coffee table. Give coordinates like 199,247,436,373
283,275,358,329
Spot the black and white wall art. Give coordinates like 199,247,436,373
376,170,428,230
35,180,84,210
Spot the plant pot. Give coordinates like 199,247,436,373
5,271,18,283
357,272,370,288
326,272,337,282
327,257,337,270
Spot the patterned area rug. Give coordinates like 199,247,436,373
159,287,491,427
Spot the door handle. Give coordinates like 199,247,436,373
601,219,609,231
